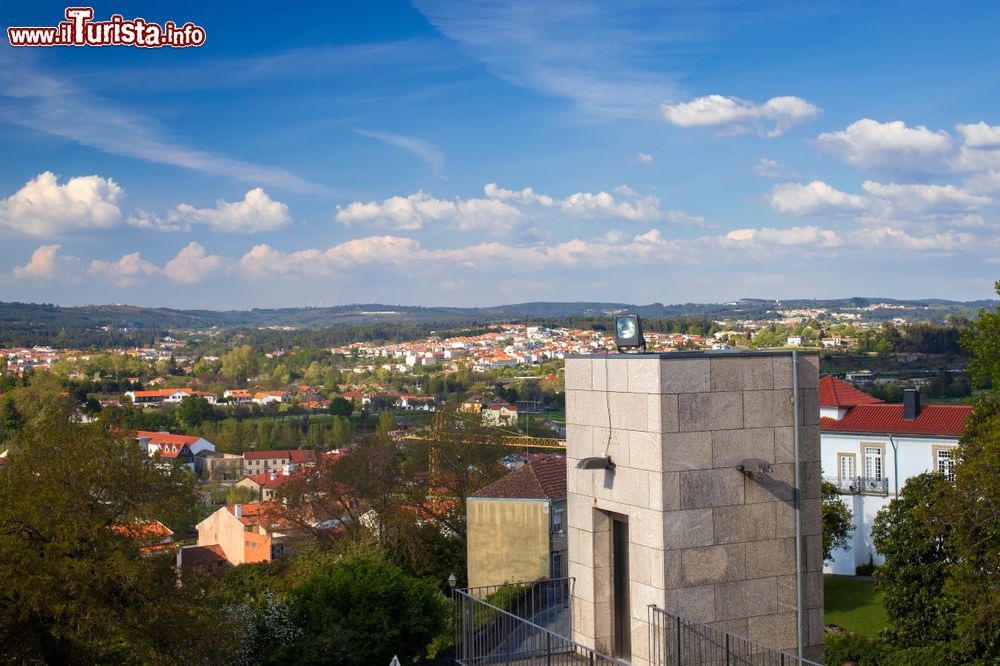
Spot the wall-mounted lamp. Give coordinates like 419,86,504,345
736,458,773,481
576,456,615,470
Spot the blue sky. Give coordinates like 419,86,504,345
2,1,999,308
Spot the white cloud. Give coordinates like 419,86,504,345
240,236,427,277
0,172,122,237
637,152,654,164
87,252,161,287
754,158,795,179
128,188,292,234
163,243,228,284
337,183,694,232
354,129,445,174
956,122,1000,149
769,181,867,216
482,183,555,207
12,244,81,281
859,181,993,214
816,119,953,175
335,191,521,232
850,226,972,251
725,226,843,247
662,94,820,137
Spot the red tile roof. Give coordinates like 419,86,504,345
820,403,972,437
243,449,317,462
136,431,201,446
819,376,884,408
240,472,292,489
472,457,566,500
180,544,228,567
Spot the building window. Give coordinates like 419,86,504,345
551,551,564,579
838,454,856,486
552,508,564,534
864,446,883,480
936,448,956,482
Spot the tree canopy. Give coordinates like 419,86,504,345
0,401,233,664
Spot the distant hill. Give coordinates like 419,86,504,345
0,297,995,347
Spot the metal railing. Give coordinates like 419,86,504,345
454,577,621,665
823,475,889,495
648,606,821,666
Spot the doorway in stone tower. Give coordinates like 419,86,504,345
612,515,631,661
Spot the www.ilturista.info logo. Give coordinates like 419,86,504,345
7,7,206,48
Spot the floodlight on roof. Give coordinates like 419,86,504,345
614,314,646,352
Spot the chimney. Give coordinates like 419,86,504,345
234,504,242,518
270,472,276,481
903,388,921,419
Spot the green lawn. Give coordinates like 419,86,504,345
824,576,889,638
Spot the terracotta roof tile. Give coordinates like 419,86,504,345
821,403,972,437
819,376,884,408
472,457,566,500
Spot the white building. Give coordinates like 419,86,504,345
482,400,518,427
819,376,971,575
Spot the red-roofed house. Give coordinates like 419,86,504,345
482,400,518,427
820,376,972,575
466,456,567,588
243,449,317,474
253,391,291,405
125,388,217,408
235,471,293,502
112,520,175,555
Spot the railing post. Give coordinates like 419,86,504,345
676,615,682,666
725,633,730,666
546,631,552,666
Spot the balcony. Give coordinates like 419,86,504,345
824,475,889,496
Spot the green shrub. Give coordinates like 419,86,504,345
856,555,878,577
825,633,879,666
877,642,958,666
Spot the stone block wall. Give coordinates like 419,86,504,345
565,352,823,664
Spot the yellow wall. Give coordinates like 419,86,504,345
467,498,550,589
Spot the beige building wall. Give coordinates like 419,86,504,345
196,507,251,565
467,498,551,589
565,352,823,665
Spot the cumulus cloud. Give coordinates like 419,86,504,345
955,122,1000,149
240,236,427,277
637,152,654,164
12,244,81,281
0,172,122,237
163,242,228,284
850,226,972,251
128,188,292,234
335,191,521,232
662,94,820,137
753,158,796,179
336,183,696,232
770,178,995,226
725,226,843,248
769,181,867,216
816,119,953,175
859,181,993,214
87,252,161,287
